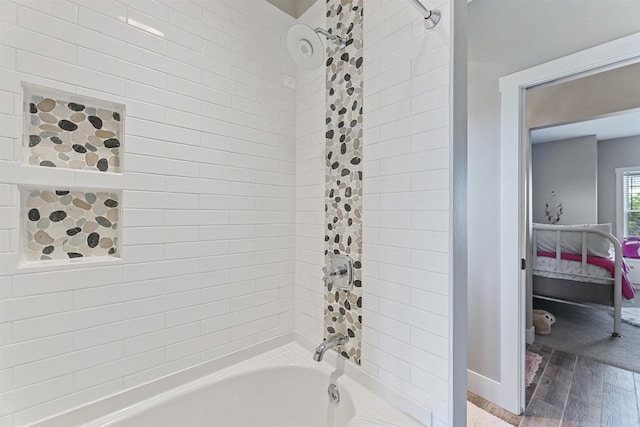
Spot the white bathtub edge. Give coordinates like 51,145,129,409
25,332,432,427
26,333,294,427
294,332,433,427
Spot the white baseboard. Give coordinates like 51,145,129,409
467,369,525,416
525,326,535,344
467,369,501,404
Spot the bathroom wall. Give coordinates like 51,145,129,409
294,0,330,345
0,1,296,424
296,0,454,425
1,0,458,424
324,0,364,364
362,1,452,425
467,60,509,381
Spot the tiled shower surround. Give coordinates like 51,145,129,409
0,0,455,425
24,88,123,173
0,1,298,424
22,189,120,261
324,0,364,364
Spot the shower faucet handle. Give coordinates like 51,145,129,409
323,253,354,292
329,266,348,277
322,266,331,284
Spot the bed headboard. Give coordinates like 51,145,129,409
532,223,613,258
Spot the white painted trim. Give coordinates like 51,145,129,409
617,167,626,239
495,32,640,415
616,166,640,239
450,1,468,426
467,370,501,404
495,66,527,414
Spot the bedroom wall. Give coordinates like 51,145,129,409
531,135,598,225
597,135,640,233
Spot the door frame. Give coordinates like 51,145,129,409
495,32,640,414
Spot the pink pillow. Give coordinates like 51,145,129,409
622,237,640,258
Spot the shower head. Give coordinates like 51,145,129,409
286,24,345,70
287,24,324,70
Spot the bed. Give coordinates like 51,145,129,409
532,223,636,337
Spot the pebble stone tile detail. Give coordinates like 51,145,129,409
23,189,120,262
324,0,364,365
25,92,123,172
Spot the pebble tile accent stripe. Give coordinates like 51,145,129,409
25,93,123,172
324,0,364,365
23,189,120,262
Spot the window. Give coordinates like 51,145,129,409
623,171,640,237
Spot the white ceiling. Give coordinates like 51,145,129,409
470,1,640,143
530,109,640,144
469,0,640,71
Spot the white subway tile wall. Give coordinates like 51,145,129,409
1,0,455,425
0,0,296,425
294,0,327,347
363,2,451,426
296,1,453,426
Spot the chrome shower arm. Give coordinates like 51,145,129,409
408,0,441,29
314,28,346,47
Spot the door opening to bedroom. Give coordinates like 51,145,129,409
467,1,640,420
522,62,640,425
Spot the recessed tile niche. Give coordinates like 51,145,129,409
21,188,121,262
23,84,125,173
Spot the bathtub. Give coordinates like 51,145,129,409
76,343,424,427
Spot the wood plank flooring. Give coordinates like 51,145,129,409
469,343,640,426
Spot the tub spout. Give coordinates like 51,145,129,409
313,333,349,362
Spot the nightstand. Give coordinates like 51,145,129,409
625,257,640,286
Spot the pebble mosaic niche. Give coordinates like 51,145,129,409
324,0,364,365
23,84,124,173
22,188,121,262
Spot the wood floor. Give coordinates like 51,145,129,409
468,343,640,426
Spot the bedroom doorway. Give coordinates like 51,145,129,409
498,33,640,416
523,105,640,424
528,106,640,357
